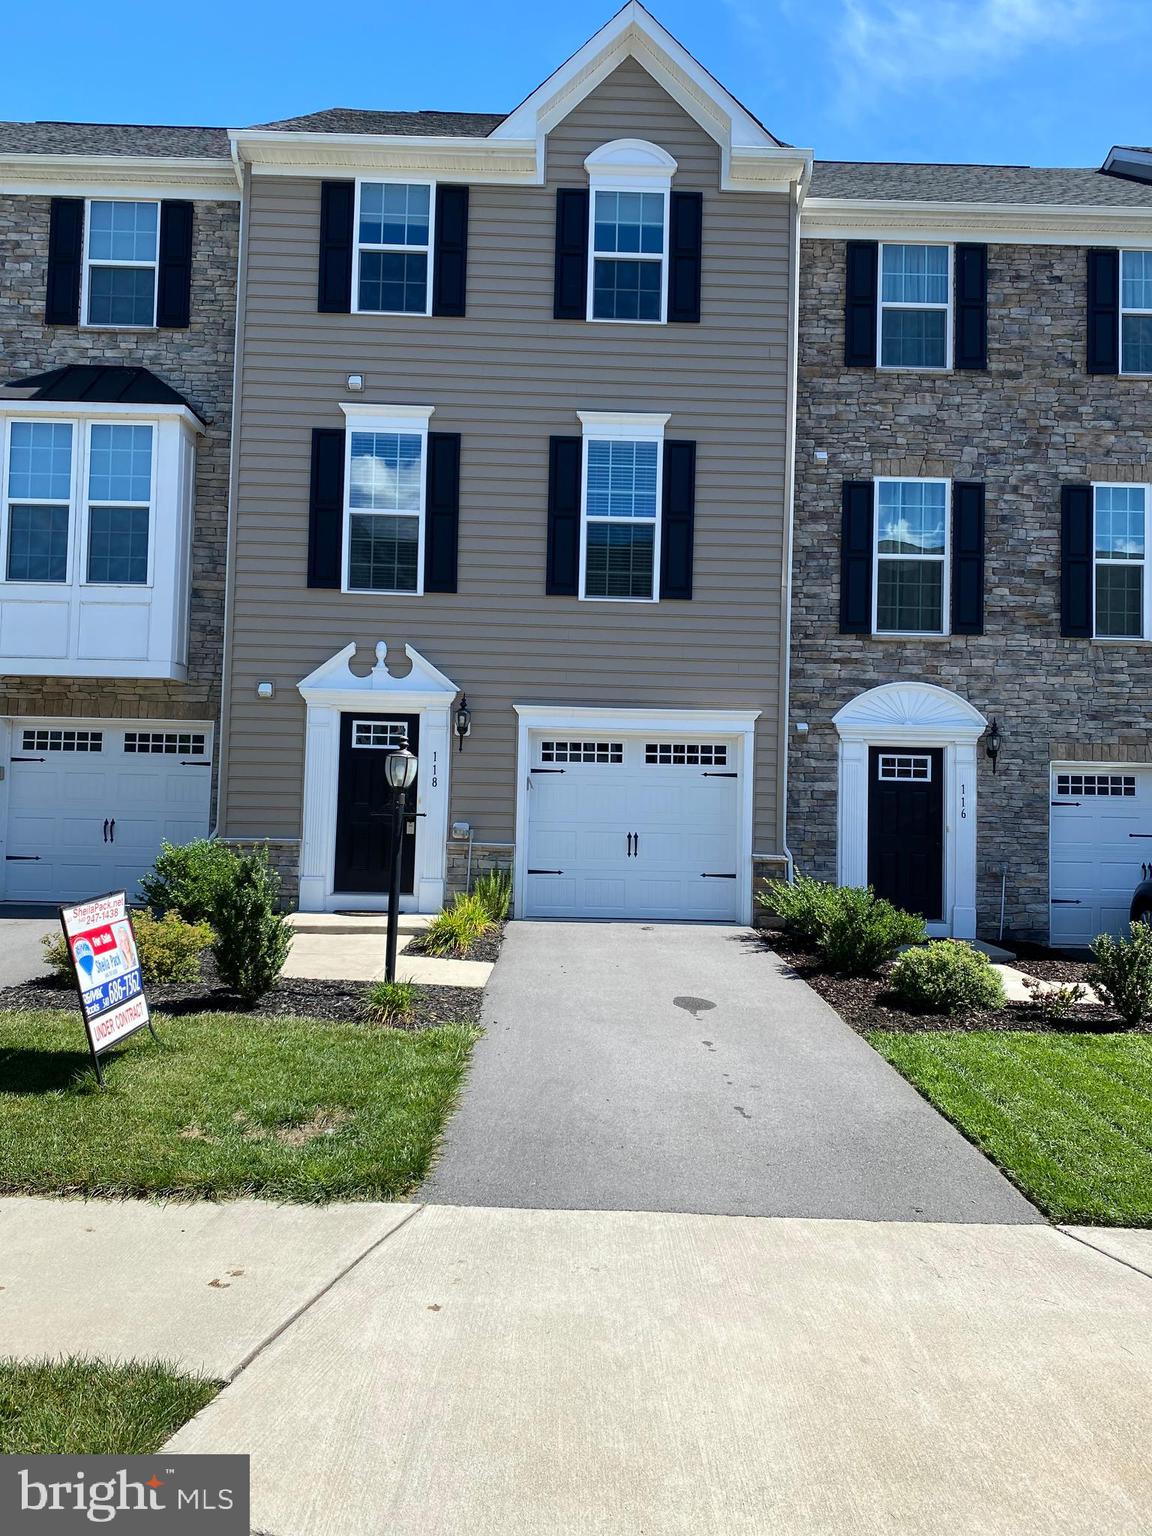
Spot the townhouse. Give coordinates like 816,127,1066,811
214,4,804,923
789,154,1152,945
0,122,239,902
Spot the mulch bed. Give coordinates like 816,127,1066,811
1003,943,1091,986
767,940,1129,1033
405,922,506,964
0,957,484,1030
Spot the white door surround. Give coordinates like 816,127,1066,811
832,681,986,939
513,705,760,924
297,642,456,913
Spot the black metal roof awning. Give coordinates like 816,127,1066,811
2,364,206,422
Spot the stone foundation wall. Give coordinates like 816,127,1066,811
791,237,1152,942
446,842,515,904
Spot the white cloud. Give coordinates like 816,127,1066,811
840,0,1093,88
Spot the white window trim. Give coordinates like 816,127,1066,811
583,143,677,327
351,177,436,319
1,416,159,590
871,476,952,637
81,198,159,330
339,403,434,598
577,411,669,604
877,242,953,372
1119,250,1152,377
1091,480,1152,641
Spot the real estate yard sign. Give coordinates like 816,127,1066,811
59,891,156,1085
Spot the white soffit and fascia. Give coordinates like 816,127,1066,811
0,156,241,199
228,3,811,193
801,196,1152,247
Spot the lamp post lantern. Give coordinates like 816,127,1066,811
383,736,418,981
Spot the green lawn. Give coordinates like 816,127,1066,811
0,1358,218,1454
870,1030,1152,1226
0,1009,477,1202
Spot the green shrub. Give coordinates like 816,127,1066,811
890,940,1005,1014
1087,923,1152,1026
817,887,927,976
472,868,512,923
42,911,213,986
211,847,293,1006
420,892,493,957
139,839,238,925
757,874,840,947
361,978,419,1026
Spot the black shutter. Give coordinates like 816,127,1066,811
1087,249,1120,375
660,441,696,599
432,186,469,318
156,201,194,328
546,436,582,594
308,428,346,588
951,482,985,634
1060,484,1093,637
424,432,461,592
844,241,878,367
45,197,84,325
667,190,702,324
953,243,987,371
317,181,354,314
553,189,589,320
840,480,874,633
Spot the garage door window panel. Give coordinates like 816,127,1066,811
1094,485,1148,639
4,421,74,583
582,439,661,601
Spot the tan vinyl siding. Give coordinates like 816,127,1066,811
224,57,791,852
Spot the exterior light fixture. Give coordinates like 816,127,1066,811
454,694,472,751
256,681,274,699
383,737,418,980
346,373,365,392
985,717,1002,774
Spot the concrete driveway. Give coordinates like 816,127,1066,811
0,908,58,987
419,922,1039,1222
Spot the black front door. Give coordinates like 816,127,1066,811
867,746,944,920
333,714,419,895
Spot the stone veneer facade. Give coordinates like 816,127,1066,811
789,237,1152,942
0,193,238,735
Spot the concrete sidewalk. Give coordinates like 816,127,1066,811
0,1197,415,1379
419,922,1039,1222
168,1204,1152,1536
283,912,492,988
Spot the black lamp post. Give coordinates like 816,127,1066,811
383,736,419,982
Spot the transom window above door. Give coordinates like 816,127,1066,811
879,243,950,369
873,478,950,634
84,200,159,327
355,182,432,315
1094,483,1149,639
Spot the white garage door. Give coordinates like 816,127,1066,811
3,721,212,904
1050,766,1152,946
523,733,742,921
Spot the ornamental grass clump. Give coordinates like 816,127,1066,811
361,979,420,1027
420,892,493,957
890,940,1006,1015
471,868,512,923
1087,922,1152,1027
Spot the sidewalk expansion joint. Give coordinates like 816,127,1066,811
1056,1225,1152,1287
223,1203,426,1383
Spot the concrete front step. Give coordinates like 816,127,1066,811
287,912,434,936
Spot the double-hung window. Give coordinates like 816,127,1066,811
589,188,668,322
1094,484,1149,639
873,478,950,634
879,244,951,369
343,408,432,594
2,419,154,586
1120,251,1152,375
84,200,159,327
355,182,433,315
578,413,667,601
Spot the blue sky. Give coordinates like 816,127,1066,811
2,0,1149,167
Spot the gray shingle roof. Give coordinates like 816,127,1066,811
810,161,1152,208
3,365,205,421
251,109,507,137
0,121,230,158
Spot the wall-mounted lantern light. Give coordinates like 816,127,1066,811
985,717,1003,775
455,694,472,752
